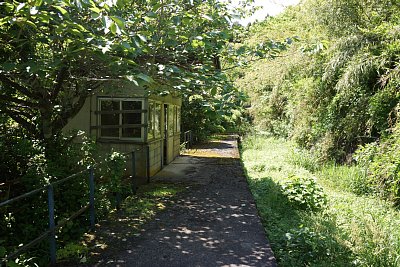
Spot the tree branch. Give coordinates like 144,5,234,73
0,74,36,99
0,94,40,108
52,64,69,99
4,110,38,136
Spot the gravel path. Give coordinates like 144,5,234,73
92,135,276,267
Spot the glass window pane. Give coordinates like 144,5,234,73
122,127,141,138
148,102,154,140
101,128,119,137
98,99,144,140
168,105,174,136
101,113,119,125
122,101,142,110
176,107,181,132
123,113,141,124
100,100,119,130
101,100,119,111
155,103,161,138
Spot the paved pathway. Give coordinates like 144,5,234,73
93,136,276,267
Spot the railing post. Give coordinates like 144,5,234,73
89,167,95,230
185,131,189,149
131,151,136,194
47,185,56,265
189,131,192,148
146,146,150,183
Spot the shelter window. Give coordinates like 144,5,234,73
176,106,181,133
148,101,162,140
168,105,175,136
98,98,144,140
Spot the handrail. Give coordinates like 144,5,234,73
0,144,150,266
182,130,193,149
0,147,146,209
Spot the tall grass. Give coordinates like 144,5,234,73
241,134,400,266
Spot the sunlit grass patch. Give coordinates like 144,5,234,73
115,183,185,229
241,134,400,266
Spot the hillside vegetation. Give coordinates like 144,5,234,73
241,135,400,266
234,0,400,204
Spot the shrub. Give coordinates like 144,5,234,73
281,175,327,211
354,120,400,204
282,225,335,264
0,129,129,264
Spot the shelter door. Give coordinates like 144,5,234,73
163,104,168,165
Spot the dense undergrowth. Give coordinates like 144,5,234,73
0,129,129,266
241,134,400,266
233,0,400,206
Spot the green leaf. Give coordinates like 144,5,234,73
202,14,213,21
90,7,101,13
109,22,117,34
111,16,125,29
172,16,181,25
7,261,19,267
0,246,6,258
53,5,68,15
137,34,147,42
137,73,154,83
146,11,157,18
73,23,86,32
16,3,26,12
0,17,8,26
121,41,131,49
15,18,37,29
152,3,162,12
2,62,16,71
69,28,84,38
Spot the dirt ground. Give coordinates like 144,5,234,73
83,135,276,267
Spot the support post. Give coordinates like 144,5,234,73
147,145,150,183
131,151,136,194
89,167,95,230
47,185,56,265
185,132,189,149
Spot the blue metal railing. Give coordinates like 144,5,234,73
0,145,150,266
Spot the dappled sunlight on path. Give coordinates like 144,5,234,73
85,135,276,267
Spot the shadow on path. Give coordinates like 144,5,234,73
88,136,277,267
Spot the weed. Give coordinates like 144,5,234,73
241,134,400,266
281,175,327,211
287,147,321,173
57,242,88,263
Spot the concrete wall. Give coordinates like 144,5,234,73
148,139,163,177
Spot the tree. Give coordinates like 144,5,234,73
0,0,237,143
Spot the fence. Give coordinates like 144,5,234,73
182,130,193,149
0,146,150,266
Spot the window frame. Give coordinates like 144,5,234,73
168,105,175,137
176,106,181,133
97,97,145,141
147,100,162,141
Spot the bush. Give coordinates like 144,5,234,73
281,175,327,211
282,225,335,265
0,129,129,265
354,120,400,204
